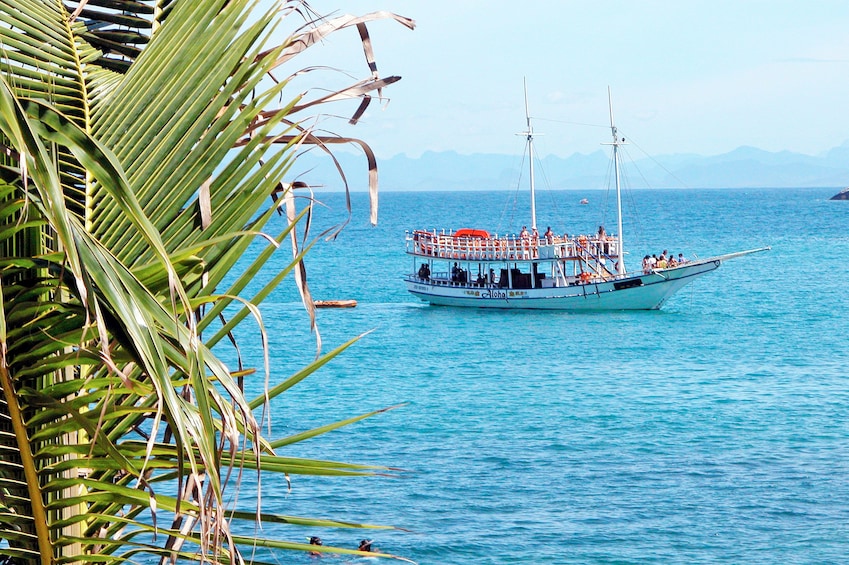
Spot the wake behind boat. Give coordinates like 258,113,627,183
403,85,769,310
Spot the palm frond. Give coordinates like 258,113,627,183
0,0,415,562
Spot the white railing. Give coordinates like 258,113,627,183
405,229,619,263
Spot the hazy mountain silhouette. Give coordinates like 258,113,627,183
292,141,849,191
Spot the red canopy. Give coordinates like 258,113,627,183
453,228,490,238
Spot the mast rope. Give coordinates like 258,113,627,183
536,117,608,130
530,135,560,227
498,142,528,233
617,130,693,190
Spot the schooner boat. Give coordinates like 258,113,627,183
403,86,768,310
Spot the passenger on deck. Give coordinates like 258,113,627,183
418,263,430,280
642,255,651,274
530,227,540,258
560,233,571,256
678,253,687,264
451,262,460,282
518,226,531,259
544,226,554,243
656,255,668,269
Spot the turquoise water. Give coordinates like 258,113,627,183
224,187,849,564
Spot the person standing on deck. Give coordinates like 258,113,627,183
598,225,608,254
519,226,531,259
530,227,539,258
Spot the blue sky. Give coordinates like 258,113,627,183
283,1,849,159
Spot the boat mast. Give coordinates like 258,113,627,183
521,78,537,231
605,87,626,275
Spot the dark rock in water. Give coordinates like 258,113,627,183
831,188,849,200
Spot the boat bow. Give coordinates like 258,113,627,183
693,246,771,264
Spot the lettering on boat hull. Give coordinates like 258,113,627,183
481,289,507,299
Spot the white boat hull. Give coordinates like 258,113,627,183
406,259,722,310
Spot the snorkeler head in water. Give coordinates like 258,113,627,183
308,536,322,556
358,539,373,552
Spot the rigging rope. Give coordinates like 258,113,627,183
498,146,527,233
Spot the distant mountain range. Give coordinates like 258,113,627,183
292,141,849,191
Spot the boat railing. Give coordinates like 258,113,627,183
405,229,619,263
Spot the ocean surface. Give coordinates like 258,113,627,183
219,187,849,564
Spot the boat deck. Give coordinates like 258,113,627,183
406,229,620,262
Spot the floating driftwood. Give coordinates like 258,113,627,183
314,300,357,308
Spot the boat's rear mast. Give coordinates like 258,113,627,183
603,87,627,275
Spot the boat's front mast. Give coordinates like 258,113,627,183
522,78,537,231
606,87,626,275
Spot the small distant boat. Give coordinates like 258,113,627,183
830,187,849,200
314,300,357,308
579,198,589,205
403,84,769,311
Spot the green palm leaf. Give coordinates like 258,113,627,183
0,0,415,562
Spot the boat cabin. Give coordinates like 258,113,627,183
407,228,621,290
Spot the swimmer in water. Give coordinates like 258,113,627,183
358,539,374,552
308,536,322,557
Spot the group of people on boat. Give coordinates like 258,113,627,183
308,536,376,557
520,224,598,245
642,250,688,273
515,224,616,260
